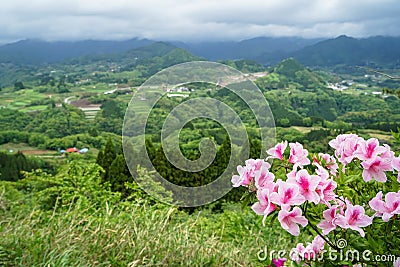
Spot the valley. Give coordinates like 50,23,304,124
1,37,400,267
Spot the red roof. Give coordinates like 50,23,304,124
66,147,79,153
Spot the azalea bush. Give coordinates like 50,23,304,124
232,134,400,267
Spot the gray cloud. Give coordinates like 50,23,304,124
1,0,400,43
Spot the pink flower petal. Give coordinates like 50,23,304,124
267,141,288,160
278,206,308,236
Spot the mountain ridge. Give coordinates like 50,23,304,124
0,37,322,65
286,35,400,67
1,35,400,67
0,38,154,65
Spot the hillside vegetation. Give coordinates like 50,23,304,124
1,42,400,266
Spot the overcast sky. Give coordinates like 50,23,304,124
1,0,400,44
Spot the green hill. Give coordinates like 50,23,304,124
291,35,400,67
257,58,324,92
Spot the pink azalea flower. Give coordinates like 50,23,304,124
254,164,275,189
270,180,306,207
231,165,250,187
311,235,326,254
303,235,326,260
287,169,321,204
329,134,363,166
317,205,339,235
315,179,337,205
381,144,394,159
290,236,325,262
335,202,373,237
308,163,338,204
271,258,287,267
318,153,339,176
393,156,400,182
267,140,288,160
244,158,267,176
231,159,268,187
314,162,330,180
290,243,306,263
286,166,298,180
288,142,310,167
394,257,400,267
278,206,308,236
333,198,347,215
252,187,277,225
354,138,387,161
369,191,386,217
369,191,400,222
361,155,393,183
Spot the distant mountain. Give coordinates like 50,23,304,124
0,38,153,65
287,35,400,67
174,37,323,61
68,42,204,67
125,42,183,59
0,42,204,87
0,37,322,65
116,42,204,75
176,35,400,67
2,35,400,68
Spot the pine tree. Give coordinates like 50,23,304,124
108,154,132,194
15,151,28,179
96,137,117,183
145,138,156,161
96,150,105,168
152,145,169,181
214,135,231,172
103,137,117,168
249,139,262,159
123,141,136,176
0,152,18,181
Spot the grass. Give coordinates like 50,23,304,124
20,105,48,112
0,81,138,112
109,70,141,80
0,143,41,151
0,88,49,109
115,93,135,104
0,180,300,266
0,143,57,156
0,82,128,111
288,127,394,143
291,126,322,134
360,129,394,142
0,203,297,266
